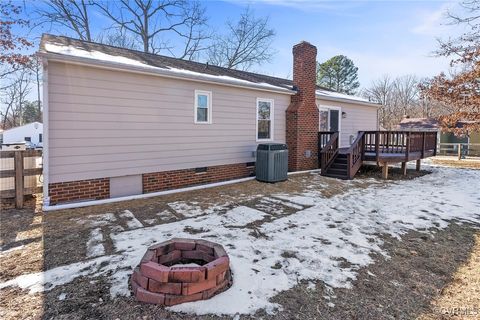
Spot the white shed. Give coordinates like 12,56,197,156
2,122,43,147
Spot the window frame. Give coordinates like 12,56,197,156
194,90,212,124
256,98,274,142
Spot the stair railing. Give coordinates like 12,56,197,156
346,131,365,179
319,131,339,173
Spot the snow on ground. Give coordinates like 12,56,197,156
1,166,479,316
119,210,143,229
168,201,228,218
86,228,105,258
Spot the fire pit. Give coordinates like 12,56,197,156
130,238,232,306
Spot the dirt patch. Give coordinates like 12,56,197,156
357,164,431,180
430,158,480,170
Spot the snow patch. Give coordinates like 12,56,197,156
86,228,105,258
119,210,143,229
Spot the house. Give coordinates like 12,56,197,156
398,117,480,156
1,122,43,150
39,34,380,207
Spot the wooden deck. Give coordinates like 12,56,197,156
318,131,437,179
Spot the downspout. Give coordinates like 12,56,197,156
42,58,50,208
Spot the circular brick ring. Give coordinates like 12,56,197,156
130,238,232,306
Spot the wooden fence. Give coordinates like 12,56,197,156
437,143,480,159
0,150,43,208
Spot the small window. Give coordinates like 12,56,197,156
24,137,31,142
39,134,43,143
194,90,212,124
256,98,274,141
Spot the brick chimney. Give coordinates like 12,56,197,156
286,41,319,171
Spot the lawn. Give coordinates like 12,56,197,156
1,163,479,320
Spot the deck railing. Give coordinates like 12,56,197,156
318,131,339,172
363,131,437,161
346,132,365,179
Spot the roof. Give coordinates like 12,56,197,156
39,34,379,106
397,118,440,131
3,122,43,133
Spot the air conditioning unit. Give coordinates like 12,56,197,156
256,143,288,182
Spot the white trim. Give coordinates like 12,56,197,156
194,90,212,124
256,98,274,142
42,58,50,206
38,52,296,96
316,92,380,108
42,168,322,211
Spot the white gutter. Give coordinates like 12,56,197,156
37,52,296,96
42,58,50,207
42,169,320,211
316,94,380,108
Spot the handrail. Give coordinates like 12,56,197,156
319,132,339,173
346,132,365,179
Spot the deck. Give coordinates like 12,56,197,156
318,131,437,179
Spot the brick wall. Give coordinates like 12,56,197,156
143,163,255,193
49,178,109,205
286,41,319,171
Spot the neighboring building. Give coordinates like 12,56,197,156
39,34,379,207
1,122,43,149
398,117,480,144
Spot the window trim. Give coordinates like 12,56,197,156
318,104,342,146
194,90,212,124
256,98,274,142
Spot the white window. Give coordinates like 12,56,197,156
256,98,274,141
194,90,212,124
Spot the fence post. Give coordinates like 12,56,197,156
14,151,24,208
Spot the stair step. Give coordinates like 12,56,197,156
323,173,349,179
327,168,348,175
331,163,347,169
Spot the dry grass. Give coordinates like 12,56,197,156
418,234,480,320
1,171,479,320
430,157,480,170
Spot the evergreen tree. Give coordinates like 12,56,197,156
316,55,360,95
22,100,42,124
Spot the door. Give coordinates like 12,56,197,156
318,107,341,132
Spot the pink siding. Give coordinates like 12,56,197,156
48,62,290,183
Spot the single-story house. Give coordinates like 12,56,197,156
39,34,380,207
1,122,43,150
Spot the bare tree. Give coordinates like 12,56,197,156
36,0,93,41
96,27,140,50
1,67,33,129
364,75,445,130
208,7,276,70
94,0,209,57
438,0,480,63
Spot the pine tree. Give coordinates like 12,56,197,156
316,55,360,95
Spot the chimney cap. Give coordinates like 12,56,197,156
292,41,317,54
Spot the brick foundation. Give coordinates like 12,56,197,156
49,163,254,205
49,178,109,205
286,41,319,171
143,163,255,193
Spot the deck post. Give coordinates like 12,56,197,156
458,144,462,160
401,162,407,175
14,151,24,209
382,162,389,179
416,159,421,171
421,132,426,158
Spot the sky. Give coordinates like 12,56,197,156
16,0,465,90
208,0,462,86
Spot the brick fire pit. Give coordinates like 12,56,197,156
130,238,232,306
